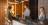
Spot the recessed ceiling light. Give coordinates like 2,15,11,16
8,1,20,4
23,0,28,1
15,1,19,2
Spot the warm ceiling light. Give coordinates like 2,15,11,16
21,1,24,2
8,0,28,4
10,3,19,4
8,1,11,3
23,0,29,1
15,1,19,2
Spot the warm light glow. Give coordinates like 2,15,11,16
22,1,24,18
24,0,29,1
10,3,19,4
15,0,16,17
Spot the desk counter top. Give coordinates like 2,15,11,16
12,17,48,25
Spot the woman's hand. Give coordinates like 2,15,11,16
22,12,25,15
22,12,23,14
9,20,11,22
12,14,15,17
8,20,11,22
5,6,6,8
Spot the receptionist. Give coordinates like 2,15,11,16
22,5,31,19
37,7,46,22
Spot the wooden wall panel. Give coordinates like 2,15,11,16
16,3,22,17
0,0,29,25
0,7,2,25
8,0,29,17
9,0,22,17
0,0,7,25
9,0,15,2
24,1,29,9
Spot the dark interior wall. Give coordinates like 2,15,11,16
29,0,35,20
29,0,38,20
36,0,38,20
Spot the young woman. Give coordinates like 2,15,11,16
37,7,46,22
6,6,12,22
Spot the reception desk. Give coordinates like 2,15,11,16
12,17,48,25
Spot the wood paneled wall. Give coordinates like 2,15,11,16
16,3,22,17
0,0,29,25
24,1,29,9
0,0,7,25
9,0,22,17
9,0,29,17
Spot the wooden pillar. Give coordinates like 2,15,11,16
22,1,24,18
15,0,16,17
7,0,8,8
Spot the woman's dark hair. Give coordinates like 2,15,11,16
8,6,11,9
25,5,28,7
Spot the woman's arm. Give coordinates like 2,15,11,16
41,14,46,22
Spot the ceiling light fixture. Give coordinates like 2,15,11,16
8,0,28,4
